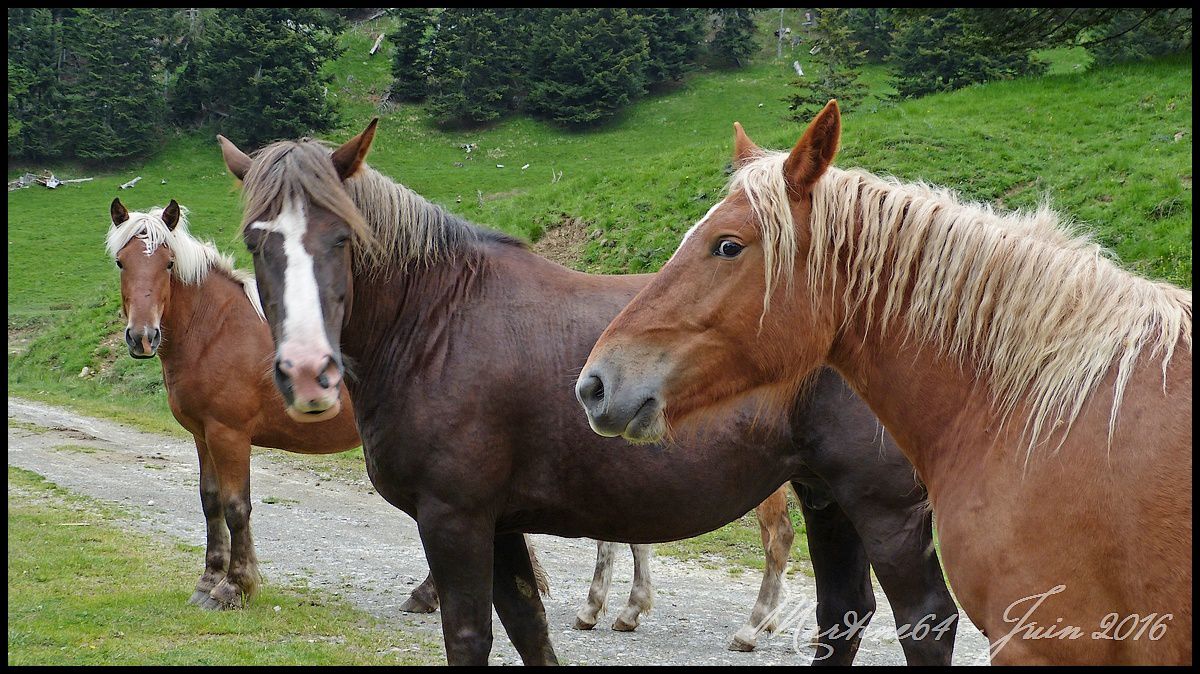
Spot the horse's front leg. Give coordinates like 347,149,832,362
492,532,559,664
418,507,496,665
612,544,653,631
832,486,958,665
730,483,794,651
198,423,259,610
188,435,230,605
574,541,617,630
797,483,875,666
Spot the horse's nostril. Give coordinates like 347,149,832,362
578,374,606,408
317,372,330,389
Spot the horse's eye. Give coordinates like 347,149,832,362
714,240,745,259
166,260,174,270
116,260,123,269
333,237,348,249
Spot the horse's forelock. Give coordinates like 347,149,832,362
239,140,372,251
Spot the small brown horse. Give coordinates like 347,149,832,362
217,125,959,665
107,197,362,609
105,199,797,646
579,101,1192,664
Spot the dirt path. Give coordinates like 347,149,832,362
7,397,990,665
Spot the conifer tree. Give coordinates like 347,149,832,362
635,8,706,86
172,8,344,146
710,9,759,68
388,8,434,102
524,9,650,126
425,8,528,126
786,9,868,120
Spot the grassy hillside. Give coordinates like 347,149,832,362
8,19,1192,443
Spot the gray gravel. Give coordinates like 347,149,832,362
8,396,990,665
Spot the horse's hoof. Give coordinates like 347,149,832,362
728,628,758,652
573,615,598,630
398,596,438,614
611,616,639,632
187,589,210,606
198,595,225,611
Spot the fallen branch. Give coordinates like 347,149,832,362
119,176,142,190
369,33,385,55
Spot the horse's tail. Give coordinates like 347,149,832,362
524,534,551,597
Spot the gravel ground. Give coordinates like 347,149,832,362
7,397,990,665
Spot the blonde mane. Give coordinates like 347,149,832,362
106,205,264,320
730,151,1193,456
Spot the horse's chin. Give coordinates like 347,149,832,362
620,407,668,445
286,400,343,423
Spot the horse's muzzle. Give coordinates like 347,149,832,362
274,350,344,423
126,326,161,359
576,364,666,442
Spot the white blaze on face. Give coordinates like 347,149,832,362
669,199,726,262
250,199,332,356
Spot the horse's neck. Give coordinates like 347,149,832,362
158,272,243,366
826,316,1001,506
345,251,486,380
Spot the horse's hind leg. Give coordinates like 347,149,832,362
612,544,653,631
199,423,259,610
730,484,794,651
400,572,440,613
798,483,875,666
188,435,230,605
492,532,559,665
574,541,617,629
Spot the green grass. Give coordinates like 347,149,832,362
7,466,442,665
7,20,1192,572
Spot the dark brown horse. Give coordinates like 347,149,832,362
217,124,959,665
105,197,795,644
578,102,1192,664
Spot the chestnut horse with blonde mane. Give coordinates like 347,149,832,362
104,198,808,650
216,123,963,665
578,101,1192,664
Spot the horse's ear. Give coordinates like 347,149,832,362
331,117,378,182
110,197,129,225
732,122,761,169
162,199,181,231
217,134,252,181
783,99,840,194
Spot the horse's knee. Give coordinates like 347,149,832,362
445,627,492,665
222,497,252,530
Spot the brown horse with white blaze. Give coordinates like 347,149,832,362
217,123,963,666
578,101,1192,664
